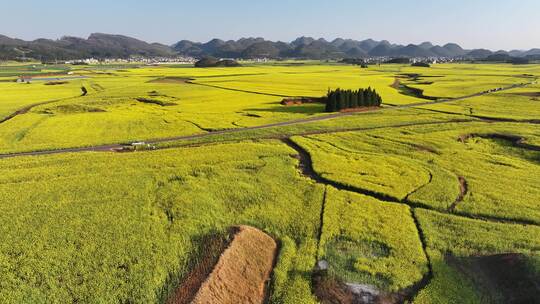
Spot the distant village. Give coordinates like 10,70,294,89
63,56,197,65
57,55,459,66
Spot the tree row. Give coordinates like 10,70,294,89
325,88,382,112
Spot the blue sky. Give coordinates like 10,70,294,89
2,0,539,50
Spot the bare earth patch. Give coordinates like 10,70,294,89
190,225,277,304
149,77,193,84
312,272,355,304
280,97,325,106
167,231,234,304
449,176,468,212
312,271,403,304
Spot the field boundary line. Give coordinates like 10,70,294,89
281,137,540,226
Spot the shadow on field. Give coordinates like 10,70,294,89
446,253,540,304
458,133,540,163
162,228,235,304
246,103,325,115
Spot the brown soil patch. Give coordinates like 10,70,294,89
449,176,468,212
281,97,325,106
149,77,193,84
446,253,540,304
190,225,277,304
312,271,403,304
167,230,234,304
390,78,401,89
313,272,355,304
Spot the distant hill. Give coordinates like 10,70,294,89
418,42,434,50
442,43,467,56
429,46,453,57
172,36,507,60
368,41,394,57
1,33,539,61
523,48,540,56
393,44,436,57
293,40,344,59
242,41,283,59
0,33,175,61
466,49,493,59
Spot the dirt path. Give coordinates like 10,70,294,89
449,176,468,212
189,226,277,304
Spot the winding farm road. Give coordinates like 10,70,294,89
0,81,534,160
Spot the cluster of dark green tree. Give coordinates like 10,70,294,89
325,88,382,112
411,62,431,67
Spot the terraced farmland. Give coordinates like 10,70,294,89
0,62,539,303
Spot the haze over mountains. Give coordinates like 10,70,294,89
1,33,539,61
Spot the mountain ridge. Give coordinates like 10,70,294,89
1,33,538,61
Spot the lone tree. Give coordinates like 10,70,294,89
324,87,382,112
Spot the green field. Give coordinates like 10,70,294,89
0,62,539,303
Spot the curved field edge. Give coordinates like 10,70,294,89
288,121,540,224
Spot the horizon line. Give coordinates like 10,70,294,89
2,32,538,52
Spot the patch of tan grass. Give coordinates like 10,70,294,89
191,225,277,304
